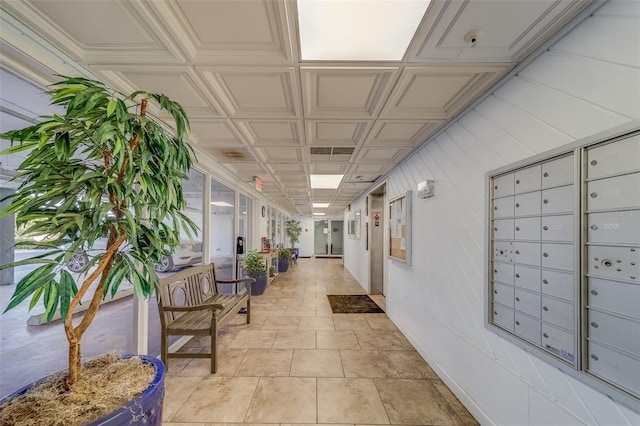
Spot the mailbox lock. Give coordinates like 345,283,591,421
494,311,498,315
494,206,497,210
632,276,636,280
543,172,549,178
516,203,520,208
516,320,520,326
590,192,597,198
543,279,549,284
543,253,549,257
494,185,498,190
516,227,520,231
590,225,598,230
590,289,598,295
543,333,549,338
631,262,636,266
494,290,498,294
516,297,520,302
543,226,549,231
543,199,549,204
602,259,613,268
515,250,520,254
631,248,636,252
543,306,549,311
516,179,520,184
494,269,497,273
494,227,498,231
516,274,520,278
590,160,598,166
591,354,599,361
590,321,599,328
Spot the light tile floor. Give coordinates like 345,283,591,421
163,257,479,425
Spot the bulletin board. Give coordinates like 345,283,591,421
389,191,411,265
347,210,362,239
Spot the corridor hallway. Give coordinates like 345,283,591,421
163,257,478,425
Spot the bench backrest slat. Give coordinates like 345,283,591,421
157,264,219,325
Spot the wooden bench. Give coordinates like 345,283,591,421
156,263,254,373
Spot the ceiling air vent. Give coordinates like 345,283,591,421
310,147,354,155
310,147,332,155
331,147,354,155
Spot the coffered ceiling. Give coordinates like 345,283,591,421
0,0,592,216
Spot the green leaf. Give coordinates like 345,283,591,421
58,270,76,321
43,281,59,322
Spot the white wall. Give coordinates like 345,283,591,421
345,1,640,424
343,197,370,291
297,217,315,257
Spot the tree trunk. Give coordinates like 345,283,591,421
68,337,81,386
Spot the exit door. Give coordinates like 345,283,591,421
314,219,343,257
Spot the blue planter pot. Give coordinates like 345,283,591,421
249,272,268,295
278,257,289,272
0,355,165,426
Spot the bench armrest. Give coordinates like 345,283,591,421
216,278,255,294
162,303,224,313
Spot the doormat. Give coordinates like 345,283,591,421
327,295,385,314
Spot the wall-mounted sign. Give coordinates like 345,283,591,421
373,211,381,227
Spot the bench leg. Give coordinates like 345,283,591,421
161,331,169,371
247,298,251,324
211,319,218,374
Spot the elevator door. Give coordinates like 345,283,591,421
370,193,384,294
314,219,343,257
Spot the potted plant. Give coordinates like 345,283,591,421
243,250,267,295
0,76,195,424
285,218,302,261
277,247,291,272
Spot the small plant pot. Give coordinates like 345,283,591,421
0,355,165,426
249,272,268,295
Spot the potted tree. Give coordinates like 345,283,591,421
243,250,268,295
285,218,302,262
277,247,291,272
0,76,195,424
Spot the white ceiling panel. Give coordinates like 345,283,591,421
309,164,349,174
365,120,443,147
237,120,303,146
258,147,304,163
200,67,299,118
408,0,591,63
307,120,370,147
356,148,412,163
0,0,592,214
268,163,306,174
382,65,508,119
302,68,399,119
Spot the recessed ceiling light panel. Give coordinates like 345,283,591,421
312,202,330,208
297,0,431,61
310,174,344,189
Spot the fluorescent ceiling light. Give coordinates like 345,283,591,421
297,0,431,60
313,212,326,216
310,174,343,189
312,203,330,208
211,201,233,207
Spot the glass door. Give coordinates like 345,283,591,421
314,219,343,257
330,220,343,255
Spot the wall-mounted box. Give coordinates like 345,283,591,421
485,123,640,411
417,180,435,199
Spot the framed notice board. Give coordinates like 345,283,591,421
389,191,411,265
